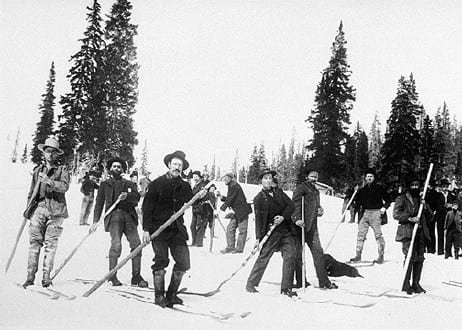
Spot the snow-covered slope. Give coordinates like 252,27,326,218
1,162,461,329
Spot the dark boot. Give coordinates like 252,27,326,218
349,251,362,263
42,272,52,288
374,254,384,264
402,262,414,295
411,261,426,294
108,257,122,286
153,270,168,308
281,288,298,297
319,281,338,290
245,282,258,293
131,255,148,288
22,273,35,288
166,271,185,306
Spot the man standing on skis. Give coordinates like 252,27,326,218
394,175,432,294
23,137,69,288
246,168,297,297
90,157,148,288
142,150,206,308
350,168,391,264
292,169,337,289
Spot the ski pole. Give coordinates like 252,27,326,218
209,214,215,253
301,196,306,293
215,213,227,235
5,166,47,274
50,196,123,280
324,187,359,251
401,163,433,291
82,181,214,297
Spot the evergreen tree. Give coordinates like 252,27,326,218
104,0,139,165
21,144,28,163
238,166,247,183
381,74,423,184
418,114,436,176
11,128,20,163
216,166,221,180
32,62,56,164
231,149,239,179
433,102,456,179
305,21,355,189
344,123,368,185
368,113,382,169
247,145,260,184
139,139,148,175
276,143,289,188
454,124,462,179
58,0,107,163
210,155,216,180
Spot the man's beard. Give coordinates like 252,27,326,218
410,189,420,198
110,170,122,179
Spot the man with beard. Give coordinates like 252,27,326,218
190,170,208,247
142,151,206,307
22,137,69,288
350,168,390,264
90,157,148,288
218,173,252,254
394,176,431,294
246,168,297,297
292,169,338,289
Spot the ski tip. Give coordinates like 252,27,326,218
240,312,252,318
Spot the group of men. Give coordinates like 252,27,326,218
21,137,462,307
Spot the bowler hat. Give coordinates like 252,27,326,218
191,170,202,178
163,150,190,170
38,137,64,155
258,167,277,179
107,157,127,172
365,168,377,177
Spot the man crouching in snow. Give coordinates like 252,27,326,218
246,168,297,297
23,137,69,288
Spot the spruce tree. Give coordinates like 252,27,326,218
21,144,28,163
381,74,422,184
32,62,56,164
368,113,382,169
58,0,106,163
231,149,239,179
210,155,216,180
419,114,436,177
247,145,260,184
306,21,355,189
433,102,456,179
104,0,139,165
139,139,148,175
344,123,368,185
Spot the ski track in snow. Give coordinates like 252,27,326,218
1,162,461,329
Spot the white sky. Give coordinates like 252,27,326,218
1,0,461,176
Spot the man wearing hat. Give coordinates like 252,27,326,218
23,137,69,288
435,179,456,255
350,168,391,264
91,157,148,288
246,168,297,297
292,169,337,289
79,171,99,225
218,172,252,254
190,170,209,247
142,150,206,307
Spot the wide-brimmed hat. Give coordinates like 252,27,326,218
107,157,127,172
259,167,277,179
163,150,189,170
365,168,377,177
38,137,64,155
191,170,202,178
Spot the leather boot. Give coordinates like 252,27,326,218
281,288,298,297
42,272,52,288
131,255,148,288
374,254,384,264
349,251,362,263
411,261,426,294
153,270,168,308
402,262,414,295
108,257,122,286
166,271,185,307
245,282,258,293
22,273,35,288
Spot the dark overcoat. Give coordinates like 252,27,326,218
220,180,252,221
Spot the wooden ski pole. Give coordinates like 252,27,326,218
301,196,306,293
324,187,359,251
215,213,227,235
82,181,214,297
401,163,433,291
209,213,216,253
50,196,123,280
5,166,47,274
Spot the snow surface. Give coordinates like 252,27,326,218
1,161,461,330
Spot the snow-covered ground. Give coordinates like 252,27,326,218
1,161,461,330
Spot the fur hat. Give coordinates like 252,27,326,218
365,168,377,177
259,167,277,179
163,150,189,171
38,137,64,155
107,157,127,172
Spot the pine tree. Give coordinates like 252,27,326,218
306,21,355,189
368,113,382,169
344,123,368,185
238,166,247,183
276,143,289,188
32,62,56,164
231,149,239,179
247,145,260,184
454,124,462,179
139,139,148,175
433,102,456,179
419,114,436,177
216,166,221,180
58,0,107,163
21,144,28,163
381,74,423,184
210,155,216,180
11,128,20,163
104,0,139,165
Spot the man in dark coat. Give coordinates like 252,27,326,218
350,168,391,264
444,191,462,259
218,173,252,253
90,157,147,288
142,150,205,308
424,180,439,254
190,170,209,247
393,176,432,294
292,169,338,289
79,171,99,225
435,179,456,255
246,168,297,297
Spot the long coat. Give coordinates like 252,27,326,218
393,191,431,242
445,210,462,232
220,180,252,221
142,173,193,240
291,181,320,232
93,178,140,232
253,188,295,240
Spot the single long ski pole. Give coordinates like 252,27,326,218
5,166,47,274
215,213,227,235
50,196,123,281
324,187,359,251
82,181,214,297
401,163,434,291
191,222,278,297
209,214,216,253
301,196,306,293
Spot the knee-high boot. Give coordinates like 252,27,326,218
411,261,426,293
108,257,122,286
166,271,185,306
153,270,168,307
402,261,413,294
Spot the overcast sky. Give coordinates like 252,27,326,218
1,0,461,176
